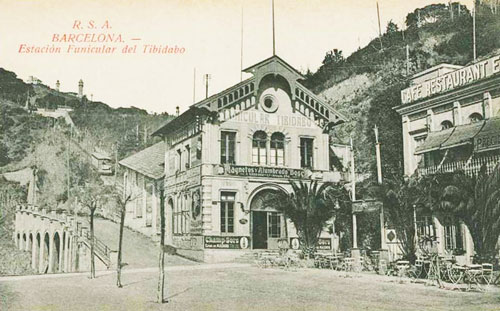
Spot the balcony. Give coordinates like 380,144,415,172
416,155,500,177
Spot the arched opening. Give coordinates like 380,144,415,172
441,120,453,130
61,232,67,272
28,233,33,252
252,131,267,165
16,232,20,249
33,233,40,270
22,233,27,251
53,232,61,272
42,232,50,273
257,74,292,100
468,112,483,123
249,187,287,250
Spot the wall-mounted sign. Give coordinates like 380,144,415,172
352,200,382,213
386,229,398,244
231,110,314,128
401,55,500,105
204,236,250,249
317,238,332,250
219,164,312,179
288,237,331,250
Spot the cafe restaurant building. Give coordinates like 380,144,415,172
395,53,500,261
153,55,348,263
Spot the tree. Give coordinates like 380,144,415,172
112,186,133,288
377,176,429,263
265,180,350,257
322,49,344,66
386,20,399,34
429,164,500,263
157,185,166,303
77,177,111,279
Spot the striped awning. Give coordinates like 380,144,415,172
440,121,485,150
414,127,454,155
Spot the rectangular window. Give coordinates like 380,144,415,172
177,149,182,171
300,137,314,168
185,145,191,169
220,131,236,164
220,192,235,233
444,223,463,251
268,212,281,238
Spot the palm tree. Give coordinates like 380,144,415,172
430,163,500,263
377,176,430,263
265,180,350,257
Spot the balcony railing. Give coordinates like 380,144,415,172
416,155,500,177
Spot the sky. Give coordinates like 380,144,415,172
0,0,473,114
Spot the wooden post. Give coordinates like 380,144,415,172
157,188,166,303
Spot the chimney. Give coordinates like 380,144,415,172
56,80,60,92
176,106,180,116
78,79,84,97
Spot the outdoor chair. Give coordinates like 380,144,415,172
481,263,494,285
465,264,484,291
396,260,411,282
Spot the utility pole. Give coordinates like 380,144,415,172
374,125,386,251
473,6,477,61
193,67,196,104
114,144,118,186
377,2,383,50
240,2,244,82
204,74,211,99
272,0,276,55
406,44,410,76
350,137,357,250
67,134,70,203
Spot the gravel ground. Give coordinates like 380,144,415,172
2,265,499,311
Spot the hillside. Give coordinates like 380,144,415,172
304,2,500,182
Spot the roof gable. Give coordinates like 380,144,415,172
119,142,165,179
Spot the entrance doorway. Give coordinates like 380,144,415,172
249,188,286,250
252,211,267,249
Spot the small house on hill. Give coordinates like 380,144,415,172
119,141,165,239
91,151,113,175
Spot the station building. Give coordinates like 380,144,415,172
119,141,165,239
395,54,500,262
153,55,349,263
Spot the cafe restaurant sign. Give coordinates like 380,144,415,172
401,55,500,105
219,164,312,179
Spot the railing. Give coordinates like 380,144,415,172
84,231,111,266
417,155,500,177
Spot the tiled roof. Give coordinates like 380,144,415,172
119,141,165,180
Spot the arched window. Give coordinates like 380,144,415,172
440,120,453,130
270,132,285,166
468,113,483,123
252,131,267,165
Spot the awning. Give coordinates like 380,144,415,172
440,121,485,149
414,127,454,155
474,117,500,153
